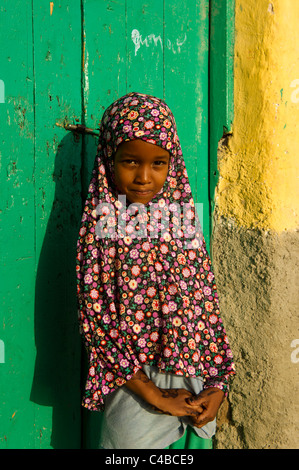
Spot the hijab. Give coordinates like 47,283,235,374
76,92,235,411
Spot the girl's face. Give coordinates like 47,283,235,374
114,139,170,204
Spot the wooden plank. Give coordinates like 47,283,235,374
81,0,128,117
126,0,164,96
29,0,83,448
209,0,235,233
0,0,37,449
80,0,128,202
164,0,210,243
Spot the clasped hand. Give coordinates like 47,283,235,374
152,387,225,429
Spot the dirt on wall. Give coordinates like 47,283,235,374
210,216,299,449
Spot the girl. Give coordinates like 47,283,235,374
76,92,235,449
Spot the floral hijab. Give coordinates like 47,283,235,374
76,92,235,411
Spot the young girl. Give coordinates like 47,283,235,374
76,92,235,449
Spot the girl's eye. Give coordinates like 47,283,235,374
122,160,167,166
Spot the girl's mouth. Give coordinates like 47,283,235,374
131,190,153,196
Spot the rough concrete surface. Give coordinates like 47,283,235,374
211,216,299,449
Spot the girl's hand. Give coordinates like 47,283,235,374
124,370,202,418
185,387,225,428
150,388,203,418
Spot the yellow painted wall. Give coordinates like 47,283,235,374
215,0,299,232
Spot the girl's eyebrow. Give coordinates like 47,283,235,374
120,152,169,159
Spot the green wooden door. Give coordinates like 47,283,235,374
0,0,227,449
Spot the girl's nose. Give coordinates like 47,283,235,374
134,165,151,184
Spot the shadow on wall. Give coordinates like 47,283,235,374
29,132,102,448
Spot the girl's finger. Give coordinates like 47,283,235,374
185,396,205,406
